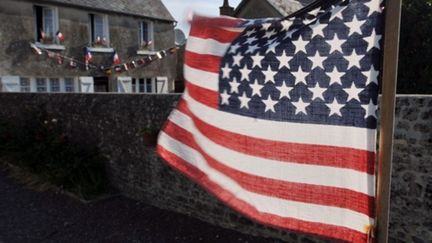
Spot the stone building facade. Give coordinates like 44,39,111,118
0,0,177,93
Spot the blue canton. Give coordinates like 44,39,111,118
219,0,383,129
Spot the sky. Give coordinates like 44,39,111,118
161,0,242,36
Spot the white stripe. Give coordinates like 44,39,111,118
158,132,374,233
184,92,377,152
168,109,375,196
221,27,245,33
184,65,218,91
186,36,230,57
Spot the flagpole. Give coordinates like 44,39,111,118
376,0,401,242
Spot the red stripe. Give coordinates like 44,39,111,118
157,145,369,243
189,22,242,43
161,121,375,217
185,51,222,73
179,87,375,174
185,82,219,109
191,15,243,29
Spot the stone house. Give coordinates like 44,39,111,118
220,0,315,18
0,0,177,93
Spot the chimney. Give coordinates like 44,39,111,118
219,0,234,16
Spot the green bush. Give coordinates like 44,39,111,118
0,114,109,199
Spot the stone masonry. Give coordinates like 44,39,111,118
0,93,430,242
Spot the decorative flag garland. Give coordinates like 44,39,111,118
29,42,178,74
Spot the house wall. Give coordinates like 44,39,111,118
0,93,430,243
0,0,176,92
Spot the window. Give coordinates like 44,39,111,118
35,5,58,43
139,21,154,50
90,14,109,47
132,78,153,93
64,78,75,92
36,78,47,92
20,77,31,92
49,78,60,92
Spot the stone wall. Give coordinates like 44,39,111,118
0,93,430,242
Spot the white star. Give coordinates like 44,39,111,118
327,68,344,85
293,36,308,53
220,90,231,105
249,80,263,97
263,68,277,83
245,44,259,54
229,77,241,94
277,82,293,99
327,98,344,116
349,15,365,36
364,29,382,52
292,68,309,85
362,68,380,85
263,29,277,39
344,84,363,102
310,20,326,37
251,54,264,68
245,29,256,37
229,43,241,54
293,98,309,115
309,84,326,100
232,54,243,67
364,0,383,15
309,52,326,70
329,5,345,21
346,50,363,69
245,36,258,45
283,30,294,40
239,66,251,82
262,96,278,112
361,99,377,118
265,42,278,54
278,54,291,69
221,64,231,78
261,23,272,30
238,92,250,109
281,20,293,31
326,35,345,53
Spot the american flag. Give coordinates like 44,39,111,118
157,0,383,242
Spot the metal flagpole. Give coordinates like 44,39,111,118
376,0,402,242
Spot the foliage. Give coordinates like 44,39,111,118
398,0,432,93
0,113,109,199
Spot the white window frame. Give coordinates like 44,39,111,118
34,5,59,43
132,77,154,93
139,20,154,50
64,77,75,93
89,13,109,47
20,77,31,92
49,78,60,92
35,78,48,92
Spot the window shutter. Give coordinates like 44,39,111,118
79,76,94,93
1,76,20,92
117,77,132,93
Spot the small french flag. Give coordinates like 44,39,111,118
112,51,121,65
84,47,92,70
56,31,64,42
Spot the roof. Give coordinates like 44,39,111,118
37,0,175,22
267,0,315,16
234,0,315,17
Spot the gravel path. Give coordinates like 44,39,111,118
0,168,281,243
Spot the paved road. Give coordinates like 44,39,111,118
0,168,281,243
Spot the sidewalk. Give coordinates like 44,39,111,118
0,168,281,243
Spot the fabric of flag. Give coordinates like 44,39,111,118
56,31,64,42
112,51,121,65
157,0,383,242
